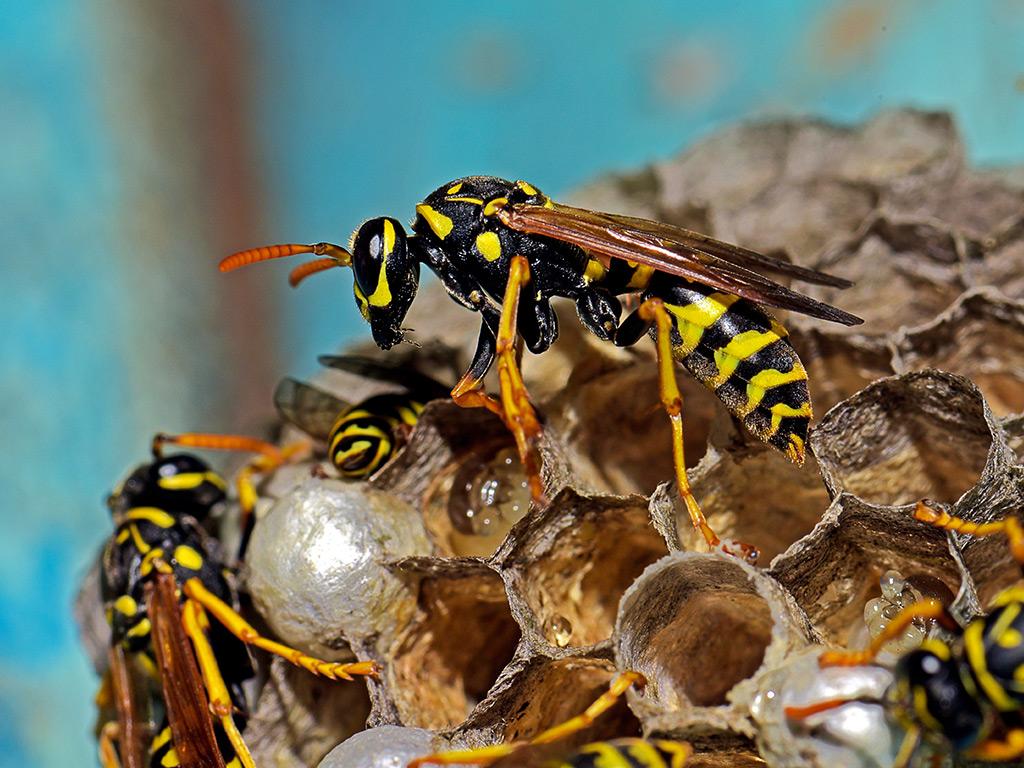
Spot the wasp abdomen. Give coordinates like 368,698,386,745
552,738,691,768
327,393,424,478
657,279,810,463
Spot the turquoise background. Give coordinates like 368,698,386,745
2,1,1022,765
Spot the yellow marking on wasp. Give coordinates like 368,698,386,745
580,741,632,768
770,318,789,338
139,548,165,576
416,204,454,239
151,727,172,751
993,587,1024,608
334,439,373,462
966,619,1016,710
156,472,202,491
341,408,372,420
114,595,138,616
226,760,242,768
912,685,943,733
543,196,555,209
475,231,502,262
382,219,396,256
1014,663,1024,683
652,741,691,768
766,401,812,437
330,424,386,454
707,329,782,388
353,283,370,320
989,603,1021,642
128,524,150,554
737,361,809,415
665,292,741,356
161,746,180,767
626,264,655,290
483,197,508,217
626,739,668,768
516,180,538,196
173,545,204,571
583,258,607,283
1003,628,1024,649
785,433,805,464
446,182,463,194
125,507,176,528
397,405,420,426
367,256,392,307
116,529,129,544
127,618,151,639
446,196,484,205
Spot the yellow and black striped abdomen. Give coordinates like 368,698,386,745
547,739,690,768
658,280,810,463
327,393,425,478
965,594,1024,712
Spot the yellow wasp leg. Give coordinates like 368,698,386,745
818,598,955,667
98,722,122,768
914,502,1024,565
639,299,758,563
969,728,1024,761
450,255,545,504
181,599,256,768
182,577,380,681
407,671,646,768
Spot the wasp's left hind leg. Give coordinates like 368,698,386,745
619,298,758,563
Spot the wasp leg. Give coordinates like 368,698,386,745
969,729,1024,761
181,599,255,768
407,671,645,768
451,257,545,504
637,298,758,563
182,577,380,682
450,309,505,420
914,502,1024,565
818,598,958,667
98,722,122,768
153,432,308,558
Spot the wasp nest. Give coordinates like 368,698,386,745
75,110,1024,767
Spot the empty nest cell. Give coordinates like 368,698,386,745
811,370,993,506
386,563,521,730
616,555,779,710
502,490,668,649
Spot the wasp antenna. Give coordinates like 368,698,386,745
784,697,854,720
289,257,344,287
219,242,351,273
156,432,283,462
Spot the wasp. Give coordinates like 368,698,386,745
96,436,378,768
787,502,1024,766
407,671,691,768
221,176,862,561
274,354,450,479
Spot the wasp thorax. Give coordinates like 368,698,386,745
351,217,419,350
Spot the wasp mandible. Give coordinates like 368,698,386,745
221,176,862,562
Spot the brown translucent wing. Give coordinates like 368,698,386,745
318,354,451,400
107,644,149,768
500,202,863,326
273,377,347,441
147,571,225,768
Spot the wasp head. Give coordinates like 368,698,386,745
351,217,419,350
108,454,227,521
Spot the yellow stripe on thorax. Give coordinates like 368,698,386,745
965,618,1015,710
475,231,502,262
125,507,176,528
583,258,608,284
415,204,454,239
578,742,633,768
665,292,741,357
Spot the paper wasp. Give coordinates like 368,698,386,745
221,176,862,562
96,436,378,768
407,672,691,768
788,503,1024,766
274,354,449,479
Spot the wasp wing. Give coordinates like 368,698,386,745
147,570,225,768
105,644,149,768
318,354,451,400
273,377,347,441
500,202,863,326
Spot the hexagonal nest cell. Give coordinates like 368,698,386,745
75,110,1024,767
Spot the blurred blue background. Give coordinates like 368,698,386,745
1,1,1022,765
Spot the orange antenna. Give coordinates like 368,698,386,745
289,257,344,287
219,242,351,273
153,432,283,464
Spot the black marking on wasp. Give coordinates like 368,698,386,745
791,503,1024,766
221,176,862,563
97,447,378,768
274,354,450,479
